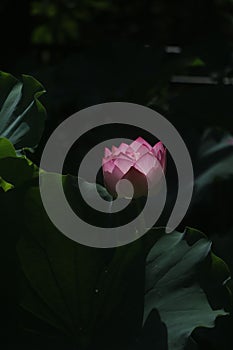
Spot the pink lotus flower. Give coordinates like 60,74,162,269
102,137,166,198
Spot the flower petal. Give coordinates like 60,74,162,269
137,144,152,157
130,137,152,151
102,159,115,173
135,152,157,175
123,167,148,198
112,145,119,155
115,152,134,161
114,157,135,175
103,164,124,195
147,162,164,185
118,143,129,153
153,142,166,170
125,145,135,154
104,147,112,157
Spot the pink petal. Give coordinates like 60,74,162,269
125,145,135,153
102,157,109,165
153,141,163,152
118,143,129,152
147,162,164,186
111,165,124,182
104,147,112,157
137,144,152,157
102,159,115,173
115,152,133,161
103,165,124,195
153,142,166,170
114,158,135,175
134,152,157,175
123,167,148,198
112,145,119,155
130,137,152,151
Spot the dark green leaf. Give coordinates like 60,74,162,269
144,227,229,350
197,128,233,159
0,137,38,189
17,172,144,348
0,137,16,158
0,71,46,150
195,128,233,195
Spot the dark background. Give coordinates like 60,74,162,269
1,0,232,136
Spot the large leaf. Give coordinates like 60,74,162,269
0,137,16,159
197,128,233,160
17,172,145,349
0,71,46,150
195,128,233,196
144,227,230,350
0,137,16,191
184,128,233,236
0,137,38,190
